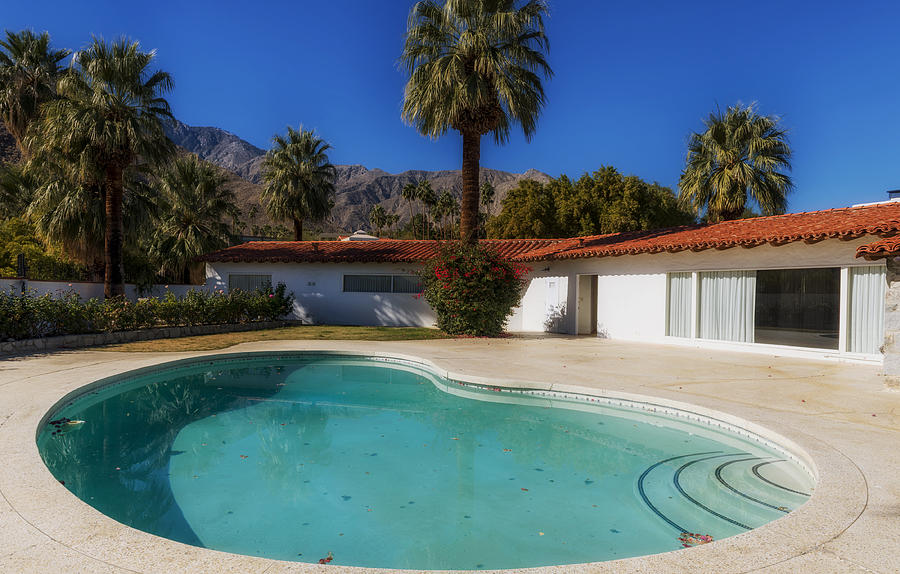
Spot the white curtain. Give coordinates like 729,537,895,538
666,272,693,338
849,266,885,354
699,271,756,343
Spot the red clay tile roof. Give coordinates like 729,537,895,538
513,202,900,262
856,236,900,260
199,202,900,264
199,238,562,264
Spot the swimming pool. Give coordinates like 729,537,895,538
37,352,814,570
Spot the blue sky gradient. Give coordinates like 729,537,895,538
7,0,900,212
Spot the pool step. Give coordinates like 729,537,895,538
636,451,810,537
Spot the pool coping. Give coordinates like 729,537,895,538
0,345,869,573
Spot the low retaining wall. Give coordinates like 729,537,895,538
0,320,298,357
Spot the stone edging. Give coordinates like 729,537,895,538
0,320,298,357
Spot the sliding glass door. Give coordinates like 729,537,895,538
668,265,884,354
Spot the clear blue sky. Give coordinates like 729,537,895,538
7,0,900,212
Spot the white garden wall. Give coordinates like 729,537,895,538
0,278,200,300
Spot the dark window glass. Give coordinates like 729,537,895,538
754,268,840,349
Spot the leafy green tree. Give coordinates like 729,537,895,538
0,217,87,279
261,125,336,241
400,0,552,243
487,178,558,238
487,168,694,238
28,37,174,297
150,155,236,283
679,102,793,221
0,30,70,158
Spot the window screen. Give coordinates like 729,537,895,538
392,275,423,294
228,274,272,293
344,275,393,293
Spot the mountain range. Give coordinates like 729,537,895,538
163,119,549,233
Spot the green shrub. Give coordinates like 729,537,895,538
419,241,529,336
0,283,295,341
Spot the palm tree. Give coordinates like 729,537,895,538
28,37,174,297
261,125,336,241
437,190,456,239
401,182,419,239
369,204,388,237
0,30,70,158
0,163,35,218
417,179,437,239
679,103,793,222
480,180,495,215
400,0,552,243
151,155,236,283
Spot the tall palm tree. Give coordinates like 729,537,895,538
369,204,388,237
261,125,336,241
400,0,552,243
480,180,495,215
679,103,793,222
29,37,174,296
0,30,70,158
401,182,419,239
151,155,236,283
417,179,437,239
437,189,456,239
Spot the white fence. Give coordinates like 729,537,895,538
0,278,205,300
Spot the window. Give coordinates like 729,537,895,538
666,272,692,338
342,275,422,294
228,274,272,292
699,271,756,343
344,275,393,293
666,265,885,353
392,275,423,294
754,268,840,349
848,266,885,354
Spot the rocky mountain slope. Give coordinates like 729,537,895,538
164,119,549,233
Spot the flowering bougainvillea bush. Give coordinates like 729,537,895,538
419,241,530,336
0,283,294,341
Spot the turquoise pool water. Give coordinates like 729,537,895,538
38,353,813,570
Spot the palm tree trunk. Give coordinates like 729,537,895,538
293,218,303,241
103,164,126,298
408,200,415,239
459,131,480,243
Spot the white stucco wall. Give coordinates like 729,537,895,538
564,237,882,343
204,236,882,353
205,262,436,327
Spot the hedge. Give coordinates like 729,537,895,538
0,283,294,341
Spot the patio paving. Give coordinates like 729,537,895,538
0,336,896,573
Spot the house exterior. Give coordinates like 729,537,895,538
201,201,900,367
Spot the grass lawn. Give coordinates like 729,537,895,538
100,325,450,352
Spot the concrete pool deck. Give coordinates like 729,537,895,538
0,337,896,573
